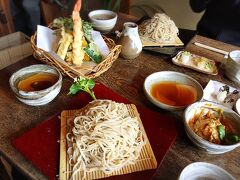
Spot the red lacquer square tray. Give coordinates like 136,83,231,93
12,83,178,180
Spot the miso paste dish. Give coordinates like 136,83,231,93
172,51,218,75
138,13,183,46
203,80,240,109
188,106,240,145
217,85,239,104
60,100,157,180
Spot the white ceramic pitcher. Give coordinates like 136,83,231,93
117,22,142,59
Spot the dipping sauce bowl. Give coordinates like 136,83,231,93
144,71,203,111
9,64,62,106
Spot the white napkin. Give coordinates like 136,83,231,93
91,30,110,58
36,25,59,52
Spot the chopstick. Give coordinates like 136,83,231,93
194,42,229,56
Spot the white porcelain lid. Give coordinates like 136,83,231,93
178,162,235,180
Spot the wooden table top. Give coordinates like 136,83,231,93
0,15,240,180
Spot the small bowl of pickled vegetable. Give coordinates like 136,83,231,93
9,64,62,106
184,101,240,154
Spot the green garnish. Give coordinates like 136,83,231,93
52,17,73,32
83,21,93,42
82,22,102,63
182,51,191,56
84,42,102,63
231,135,240,143
222,134,240,145
218,124,240,144
218,125,225,140
205,61,212,69
68,77,96,100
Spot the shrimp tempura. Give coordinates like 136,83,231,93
72,0,85,66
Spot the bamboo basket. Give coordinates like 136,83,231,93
30,30,121,79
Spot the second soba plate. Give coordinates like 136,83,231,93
138,13,184,47
140,36,184,47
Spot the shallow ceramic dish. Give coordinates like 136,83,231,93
143,71,203,111
9,64,62,106
184,101,240,154
88,10,117,34
203,80,240,109
172,51,218,75
178,162,235,180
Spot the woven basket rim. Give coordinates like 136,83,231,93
30,30,121,79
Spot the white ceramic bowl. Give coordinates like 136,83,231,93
178,162,235,180
143,71,203,111
9,64,62,106
184,101,240,154
88,9,117,34
224,50,240,83
234,98,240,115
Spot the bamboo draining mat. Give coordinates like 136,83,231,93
59,104,157,180
141,36,184,47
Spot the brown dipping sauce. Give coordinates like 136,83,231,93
151,81,197,106
17,72,58,91
92,14,115,20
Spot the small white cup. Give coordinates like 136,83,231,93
235,98,240,115
224,50,240,83
88,10,117,34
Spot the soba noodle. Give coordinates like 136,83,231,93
139,13,179,43
66,100,145,179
